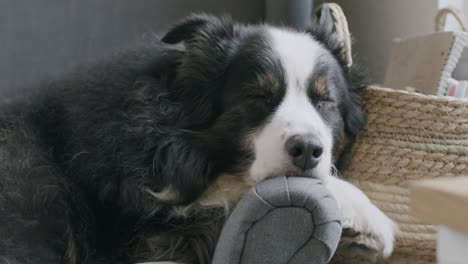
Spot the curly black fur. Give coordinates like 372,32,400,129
0,13,366,264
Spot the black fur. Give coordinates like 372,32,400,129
0,13,366,264
309,5,368,170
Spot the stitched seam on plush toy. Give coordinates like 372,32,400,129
284,177,291,205
239,207,326,263
286,221,338,264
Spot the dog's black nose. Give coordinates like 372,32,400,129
285,135,323,170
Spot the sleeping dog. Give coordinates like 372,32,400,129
0,7,396,264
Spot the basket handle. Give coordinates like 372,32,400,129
435,6,468,32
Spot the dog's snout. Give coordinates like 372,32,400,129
285,135,323,170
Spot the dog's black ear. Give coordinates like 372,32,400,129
164,14,234,129
343,67,367,138
314,5,336,39
335,69,367,171
311,4,353,68
344,94,365,137
162,14,226,44
313,4,365,134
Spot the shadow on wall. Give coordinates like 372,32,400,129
0,0,266,93
0,0,318,94
331,0,466,83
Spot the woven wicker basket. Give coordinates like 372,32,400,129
342,85,468,263
317,4,468,262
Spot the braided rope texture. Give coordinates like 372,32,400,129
342,86,468,263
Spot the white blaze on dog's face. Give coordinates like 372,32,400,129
162,14,365,195
248,28,337,182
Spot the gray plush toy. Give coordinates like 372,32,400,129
212,176,342,264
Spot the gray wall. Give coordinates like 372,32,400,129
265,0,314,30
332,0,439,83
0,0,264,93
329,0,467,83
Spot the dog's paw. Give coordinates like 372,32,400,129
338,226,394,259
326,177,398,260
337,197,398,259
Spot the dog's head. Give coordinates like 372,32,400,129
161,9,366,197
